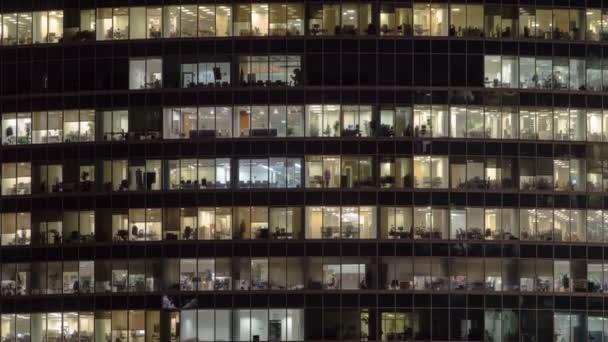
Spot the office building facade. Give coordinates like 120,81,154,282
1,0,608,340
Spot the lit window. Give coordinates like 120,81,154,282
129,58,163,89
1,162,31,196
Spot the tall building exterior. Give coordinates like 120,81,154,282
3,0,608,341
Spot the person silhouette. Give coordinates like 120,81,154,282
291,68,302,86
135,168,143,190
